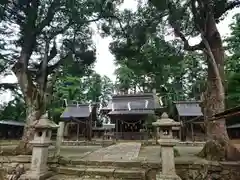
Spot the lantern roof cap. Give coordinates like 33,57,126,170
152,112,180,127
31,113,58,129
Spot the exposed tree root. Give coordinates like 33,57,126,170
6,164,25,180
14,141,32,155
198,138,240,161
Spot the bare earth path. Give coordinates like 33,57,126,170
82,142,141,161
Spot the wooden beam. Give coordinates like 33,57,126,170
192,122,205,124
191,123,194,141
210,111,240,121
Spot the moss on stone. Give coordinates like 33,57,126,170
174,148,180,157
159,147,180,157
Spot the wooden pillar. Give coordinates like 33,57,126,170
120,121,122,139
179,126,181,140
116,118,118,141
178,115,182,141
77,123,80,141
89,114,92,141
191,123,194,141
64,122,69,137
155,127,159,144
85,119,87,140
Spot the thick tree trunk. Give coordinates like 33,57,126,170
12,60,46,154
198,11,240,161
14,104,42,155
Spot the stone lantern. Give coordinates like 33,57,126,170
21,113,58,180
153,112,181,180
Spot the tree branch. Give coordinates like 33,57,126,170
36,1,60,35
0,83,17,90
47,53,71,74
12,61,37,105
214,0,240,20
37,38,50,96
47,20,73,40
172,24,204,51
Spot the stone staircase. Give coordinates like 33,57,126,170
52,165,146,179
48,142,153,179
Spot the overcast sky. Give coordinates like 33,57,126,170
0,0,239,103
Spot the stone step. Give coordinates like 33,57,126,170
53,166,145,179
59,159,154,169
48,174,123,180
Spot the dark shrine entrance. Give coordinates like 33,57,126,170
110,113,149,140
101,93,162,140
121,119,142,132
171,101,205,141
60,103,97,141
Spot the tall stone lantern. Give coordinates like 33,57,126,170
152,112,181,180
21,113,58,180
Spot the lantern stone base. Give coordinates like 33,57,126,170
157,174,182,180
19,171,53,180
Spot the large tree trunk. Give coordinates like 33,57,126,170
14,103,43,155
198,10,240,161
11,60,46,155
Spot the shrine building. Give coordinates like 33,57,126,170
100,92,163,140
60,101,97,141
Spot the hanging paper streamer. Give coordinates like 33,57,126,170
128,102,131,111
145,100,149,108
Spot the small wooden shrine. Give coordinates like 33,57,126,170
60,102,97,141
0,120,24,139
214,106,240,139
100,92,162,140
170,101,205,141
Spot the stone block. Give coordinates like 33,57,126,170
85,168,115,177
19,171,53,180
57,167,85,176
156,174,181,180
113,169,145,179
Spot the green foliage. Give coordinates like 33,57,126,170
107,0,240,111
144,114,157,129
49,70,114,122
0,0,120,127
227,73,240,108
225,13,240,108
106,5,185,95
0,92,26,121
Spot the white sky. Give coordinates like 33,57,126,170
0,0,239,103
93,0,139,81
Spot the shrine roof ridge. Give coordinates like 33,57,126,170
112,92,156,98
173,100,202,104
60,105,93,119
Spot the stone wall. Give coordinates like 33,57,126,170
146,160,240,180
1,156,240,180
176,162,240,180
